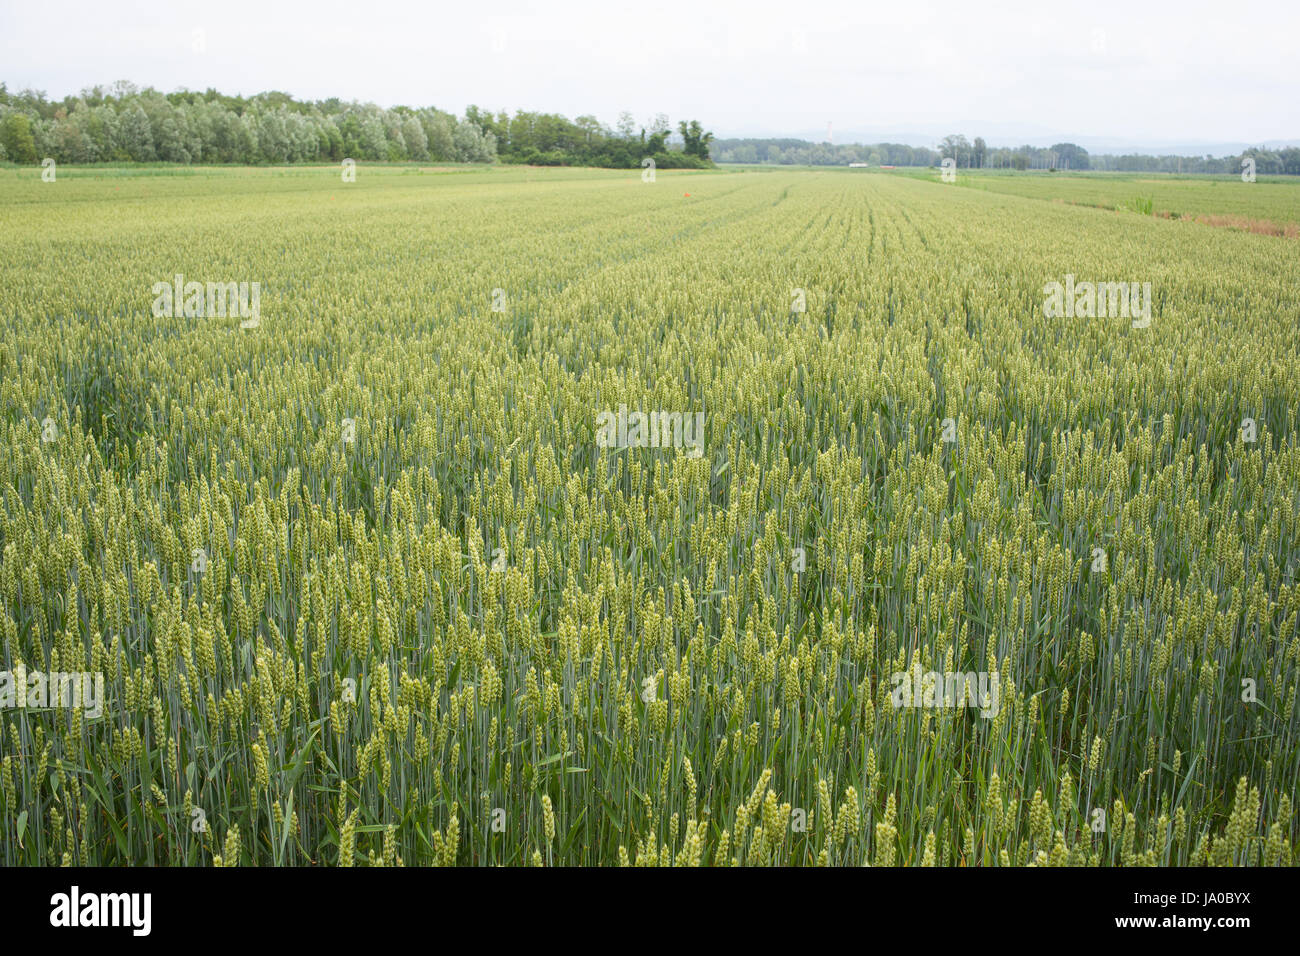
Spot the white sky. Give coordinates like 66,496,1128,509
2,0,1296,145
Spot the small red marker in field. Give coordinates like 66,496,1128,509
684,192,691,197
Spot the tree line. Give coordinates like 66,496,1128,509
464,108,712,168
1089,148,1300,175
710,138,939,167
0,82,497,165
712,132,1300,175
937,136,1090,170
0,82,714,170
935,135,1300,174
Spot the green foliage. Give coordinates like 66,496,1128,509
0,82,715,171
1120,195,1156,216
484,108,713,169
677,120,713,160
712,138,938,167
0,82,499,166
0,112,37,163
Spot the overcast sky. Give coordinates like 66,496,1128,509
2,0,1296,146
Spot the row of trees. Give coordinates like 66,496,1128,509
709,138,938,166
0,82,497,165
939,136,1092,170
711,132,1299,176
463,107,712,168
938,136,1300,174
1091,148,1300,175
0,82,714,170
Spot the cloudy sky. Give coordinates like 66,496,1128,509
2,0,1296,147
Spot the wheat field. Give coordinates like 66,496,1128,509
1,164,1296,866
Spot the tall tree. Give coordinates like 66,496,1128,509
118,104,155,161
0,112,39,162
678,120,714,159
616,111,636,139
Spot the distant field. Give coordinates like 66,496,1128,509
905,169,1300,237
1,165,1297,866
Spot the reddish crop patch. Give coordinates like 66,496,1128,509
1191,213,1299,239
